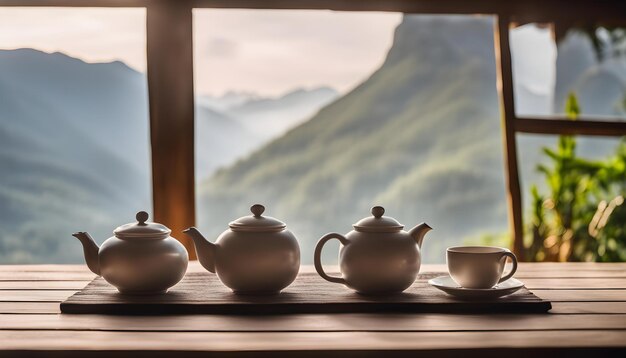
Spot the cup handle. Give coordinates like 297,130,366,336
314,233,349,285
498,250,518,283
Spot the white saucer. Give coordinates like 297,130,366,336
428,275,524,300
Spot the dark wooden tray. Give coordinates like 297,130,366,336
60,272,552,315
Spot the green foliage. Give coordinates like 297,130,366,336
525,93,626,262
565,93,580,119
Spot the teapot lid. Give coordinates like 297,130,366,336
353,206,404,233
229,204,286,232
114,211,171,239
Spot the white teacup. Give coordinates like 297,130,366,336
447,246,518,289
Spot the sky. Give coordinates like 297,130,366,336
193,10,401,96
510,25,556,98
0,8,550,98
0,8,401,97
0,8,147,71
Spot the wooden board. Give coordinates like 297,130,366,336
1,330,625,353
3,313,626,332
2,263,625,357
60,272,551,315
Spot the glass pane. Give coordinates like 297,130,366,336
0,8,150,263
517,133,626,262
194,11,507,264
511,23,626,119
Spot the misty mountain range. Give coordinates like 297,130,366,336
196,86,337,179
0,48,335,263
0,15,624,264
196,16,625,264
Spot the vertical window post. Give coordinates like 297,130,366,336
494,15,525,260
146,1,197,258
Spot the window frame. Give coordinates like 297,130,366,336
3,0,625,260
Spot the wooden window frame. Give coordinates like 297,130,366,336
2,0,625,260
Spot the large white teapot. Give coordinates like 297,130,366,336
314,206,432,294
183,204,300,294
73,211,188,295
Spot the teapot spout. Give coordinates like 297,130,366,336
72,232,100,275
409,222,432,248
183,227,216,273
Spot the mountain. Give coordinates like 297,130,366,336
225,87,339,139
199,87,339,141
0,49,271,263
198,16,626,265
195,87,339,179
197,16,505,264
0,48,151,263
195,105,262,180
554,32,626,117
197,91,259,112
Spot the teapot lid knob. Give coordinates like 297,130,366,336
136,211,149,225
250,204,265,217
371,206,385,218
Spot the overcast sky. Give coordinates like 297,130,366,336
0,8,550,98
0,8,147,72
0,8,401,97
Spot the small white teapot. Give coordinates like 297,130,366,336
314,206,432,294
184,204,300,294
73,211,188,295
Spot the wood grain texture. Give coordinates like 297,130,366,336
530,290,626,302
0,281,90,290
1,290,76,302
0,265,86,271
0,272,95,281
5,277,626,290
3,262,624,273
0,263,625,356
549,302,626,314
2,0,626,23
146,1,197,259
2,313,626,332
2,302,624,316
515,117,626,136
0,302,61,314
60,272,551,314
0,330,624,352
494,14,525,260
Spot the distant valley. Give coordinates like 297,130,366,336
196,86,338,179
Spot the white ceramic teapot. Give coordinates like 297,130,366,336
183,204,300,294
314,206,432,294
73,211,188,295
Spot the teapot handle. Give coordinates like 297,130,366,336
314,233,349,285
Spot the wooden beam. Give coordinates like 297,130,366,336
0,0,149,6
146,2,197,258
515,118,626,137
494,16,525,260
1,0,625,25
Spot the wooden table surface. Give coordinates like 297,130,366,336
1,262,625,357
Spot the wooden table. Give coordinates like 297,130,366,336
1,263,625,357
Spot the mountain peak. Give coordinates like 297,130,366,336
385,15,495,66
278,86,339,101
0,48,139,76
